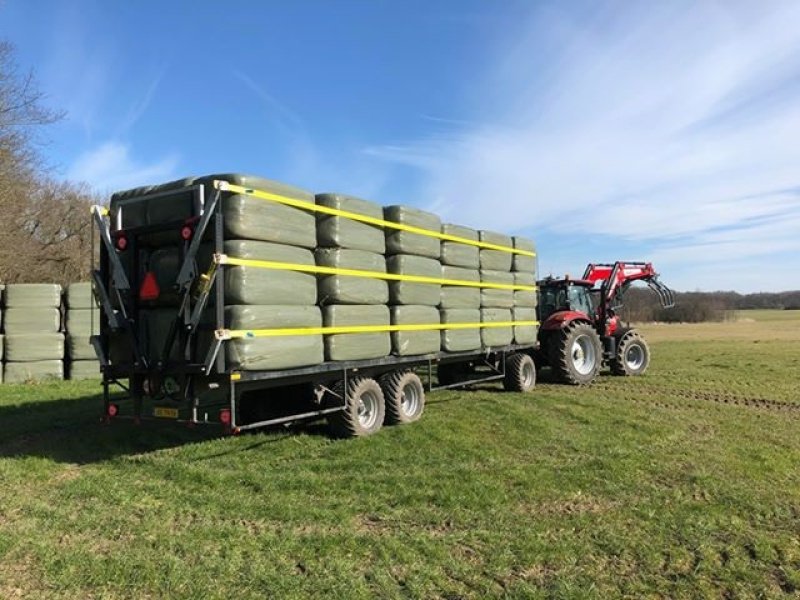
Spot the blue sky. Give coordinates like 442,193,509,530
2,1,799,293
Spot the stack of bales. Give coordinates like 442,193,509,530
478,231,516,348
110,174,324,371
65,282,101,379
2,284,64,383
511,237,538,344
384,206,442,356
315,194,390,361
439,224,482,352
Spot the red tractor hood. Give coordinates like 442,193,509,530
541,310,592,331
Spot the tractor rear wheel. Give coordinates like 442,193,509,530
553,321,602,385
326,377,386,438
380,370,425,425
503,353,537,392
611,330,650,376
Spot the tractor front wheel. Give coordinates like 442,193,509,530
552,321,602,385
610,330,650,376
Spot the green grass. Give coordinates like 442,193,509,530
1,310,799,598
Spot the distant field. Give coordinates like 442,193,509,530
0,310,798,598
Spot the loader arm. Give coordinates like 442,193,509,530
582,262,675,309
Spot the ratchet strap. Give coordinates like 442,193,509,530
214,181,535,257
217,320,539,340
217,255,536,291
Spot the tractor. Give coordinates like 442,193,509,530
535,262,674,385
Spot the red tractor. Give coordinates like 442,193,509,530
535,262,674,384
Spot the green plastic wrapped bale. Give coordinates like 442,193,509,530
66,282,97,309
387,254,441,306
478,231,513,272
3,308,61,333
69,359,100,380
222,241,317,305
66,309,101,334
323,305,390,361
384,205,441,258
513,308,538,344
67,333,96,360
440,266,480,309
5,333,65,361
316,193,386,253
0,334,3,361
481,308,513,348
4,283,62,308
110,176,196,230
4,360,64,383
512,236,537,273
220,188,316,249
514,272,537,307
440,224,479,268
390,305,440,356
440,309,481,352
315,248,388,305
225,305,324,371
480,270,514,308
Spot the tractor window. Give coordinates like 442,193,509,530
568,286,594,316
537,286,568,321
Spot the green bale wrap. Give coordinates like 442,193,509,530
440,266,480,309
387,254,441,306
5,283,62,308
514,272,537,307
440,224,479,268
481,308,513,348
513,308,538,344
478,231,513,272
66,309,101,334
323,305,390,361
3,308,61,333
225,305,324,371
69,360,100,380
66,282,97,309
0,334,4,361
440,309,481,352
480,270,515,308
316,193,386,253
4,360,63,383
512,236,537,273
315,248,388,305
5,333,65,361
384,205,441,258
67,333,97,360
390,305,440,356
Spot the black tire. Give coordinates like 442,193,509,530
553,321,602,385
379,370,425,425
610,330,650,376
437,362,468,387
326,377,386,438
503,353,537,392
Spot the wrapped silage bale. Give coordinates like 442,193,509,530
315,248,388,305
384,205,441,259
323,305,390,361
513,308,538,344
512,236,537,273
440,224,479,269
480,270,514,309
390,305,440,356
316,193,385,253
4,360,63,384
69,360,100,380
4,333,65,362
3,308,61,333
481,308,513,348
65,283,101,375
4,283,61,308
440,308,481,352
440,266,480,309
513,273,537,308
0,334,3,384
478,231,513,272
386,255,441,306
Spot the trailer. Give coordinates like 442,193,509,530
90,176,539,437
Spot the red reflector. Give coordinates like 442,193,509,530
180,225,193,241
219,409,232,425
139,271,160,301
108,403,119,417
115,233,128,251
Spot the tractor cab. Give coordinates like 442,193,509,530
536,277,597,323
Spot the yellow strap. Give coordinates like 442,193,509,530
219,320,539,339
218,255,537,291
215,181,535,257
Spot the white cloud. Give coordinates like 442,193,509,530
67,142,179,195
366,2,800,291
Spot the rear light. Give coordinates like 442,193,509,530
139,271,160,301
107,403,119,417
219,409,232,425
113,231,128,251
181,216,200,241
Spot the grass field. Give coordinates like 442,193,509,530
0,311,799,598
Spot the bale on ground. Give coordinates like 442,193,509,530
4,333,65,361
4,360,64,383
69,360,100,380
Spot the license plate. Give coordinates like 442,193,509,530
153,407,179,419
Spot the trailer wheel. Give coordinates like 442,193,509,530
504,353,536,392
327,377,386,438
610,330,650,376
554,321,602,385
380,370,425,425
